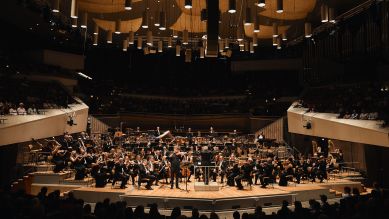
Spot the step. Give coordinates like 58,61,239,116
60,177,95,187
30,183,81,196
30,171,74,184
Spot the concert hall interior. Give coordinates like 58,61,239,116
1,0,389,219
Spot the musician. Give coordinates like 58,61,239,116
200,146,213,185
51,143,67,173
235,158,254,190
227,163,240,186
91,163,109,187
187,128,194,145
212,155,228,183
157,156,169,184
112,158,129,189
259,161,274,188
70,150,87,180
169,147,181,189
138,159,155,190
147,156,159,186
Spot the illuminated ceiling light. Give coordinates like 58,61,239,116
93,23,99,35
141,10,149,29
123,38,128,51
239,41,244,51
254,15,260,33
282,30,287,41
328,7,336,23
137,36,142,49
257,0,265,8
244,7,252,26
228,0,237,14
80,12,87,29
176,44,181,56
115,19,121,34
154,11,160,27
52,0,60,13
70,0,78,19
244,41,249,52
305,22,312,38
272,36,278,46
71,17,77,28
146,30,153,46
129,31,134,44
250,42,254,53
185,49,192,63
224,38,229,49
237,25,244,41
253,33,258,46
158,40,163,52
219,40,224,52
201,9,207,22
106,30,113,43
159,11,166,30
143,47,150,55
125,0,132,10
168,37,173,47
200,47,205,58
172,30,178,38
277,37,282,49
183,29,189,45
272,22,278,37
184,0,192,9
93,34,98,46
321,4,328,22
276,0,283,14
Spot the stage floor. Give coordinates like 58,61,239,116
71,178,362,210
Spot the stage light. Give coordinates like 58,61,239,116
228,0,237,14
184,0,192,9
244,7,252,26
52,0,60,13
125,0,132,10
257,0,265,8
115,19,121,34
305,22,312,38
276,0,283,13
272,22,278,37
70,0,78,18
106,30,113,43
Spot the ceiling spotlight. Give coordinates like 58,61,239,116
201,9,207,22
80,12,87,29
276,0,283,13
183,30,189,45
257,0,265,8
141,10,149,29
107,30,113,43
172,30,178,38
115,19,121,34
52,0,60,13
272,22,278,37
228,0,237,14
93,24,99,35
254,15,260,32
184,0,192,9
70,0,78,18
244,7,252,26
159,11,166,30
321,4,328,22
305,22,312,38
125,0,132,10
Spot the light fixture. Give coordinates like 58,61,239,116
185,49,192,62
93,34,98,46
228,0,236,14
143,47,150,55
129,31,134,44
141,10,149,29
146,30,153,46
321,4,328,22
244,41,249,52
257,0,265,8
201,9,207,22
277,37,282,49
80,12,87,29
224,38,229,49
244,7,252,26
250,42,254,53
154,11,160,27
52,0,60,13
328,7,335,23
305,22,312,38
276,0,283,14
176,44,181,56
158,40,163,52
200,47,205,58
282,30,287,41
237,25,244,41
107,30,113,43
168,37,173,47
183,30,189,45
272,36,277,46
137,36,142,49
159,11,166,30
184,0,192,9
93,23,99,35
219,40,224,52
71,17,77,28
115,19,121,34
70,0,78,18
272,22,278,37
125,0,132,10
172,30,178,38
253,33,258,46
254,15,260,33
239,41,244,51
123,38,128,51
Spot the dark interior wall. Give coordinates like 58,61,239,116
364,145,389,188
0,144,18,189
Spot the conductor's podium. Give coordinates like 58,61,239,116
194,182,220,191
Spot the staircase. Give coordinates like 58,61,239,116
89,115,110,134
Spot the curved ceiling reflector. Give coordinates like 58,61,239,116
93,17,142,33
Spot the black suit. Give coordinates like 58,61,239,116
112,163,129,188
138,164,155,188
169,153,181,188
201,150,213,184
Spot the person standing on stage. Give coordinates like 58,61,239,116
169,146,181,189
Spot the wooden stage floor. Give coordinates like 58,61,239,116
71,178,362,210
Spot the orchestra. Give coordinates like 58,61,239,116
31,127,344,191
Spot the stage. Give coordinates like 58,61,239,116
70,177,363,211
